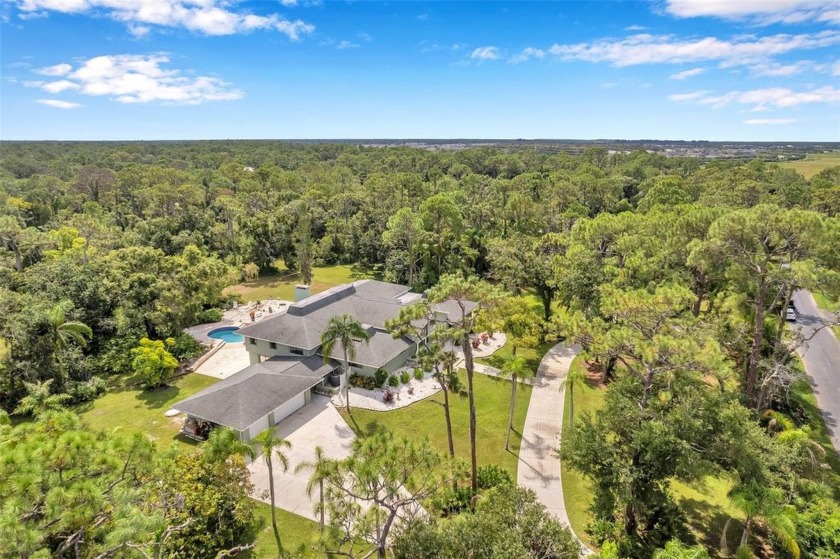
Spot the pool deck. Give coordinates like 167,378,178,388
185,320,236,345
193,342,251,379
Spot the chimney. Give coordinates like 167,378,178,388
294,284,311,302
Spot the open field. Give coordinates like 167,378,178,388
341,369,532,478
225,264,378,302
779,152,840,178
77,373,219,451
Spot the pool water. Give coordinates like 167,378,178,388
208,326,244,343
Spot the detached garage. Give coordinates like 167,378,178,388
174,355,336,442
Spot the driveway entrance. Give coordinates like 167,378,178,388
248,395,355,521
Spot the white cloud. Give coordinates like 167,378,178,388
358,32,371,42
12,0,315,39
337,40,358,49
668,90,711,101
37,99,82,109
665,0,840,25
669,67,704,79
831,61,840,76
24,54,243,105
547,31,840,67
743,118,798,125
35,62,72,76
280,0,297,6
510,47,546,64
698,86,840,110
470,46,500,60
751,61,812,76
625,25,649,31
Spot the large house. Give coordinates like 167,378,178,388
174,279,475,441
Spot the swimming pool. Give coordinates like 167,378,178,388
207,326,244,343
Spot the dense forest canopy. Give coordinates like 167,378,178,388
1,141,840,558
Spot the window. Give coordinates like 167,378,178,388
349,362,360,368
269,342,277,350
290,347,304,356
249,338,256,345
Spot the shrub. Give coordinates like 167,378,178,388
400,371,411,384
383,388,395,403
374,368,389,388
407,386,415,396
477,464,513,490
241,262,259,281
169,333,205,360
197,308,224,324
350,373,376,390
413,368,425,381
64,376,107,405
388,375,400,387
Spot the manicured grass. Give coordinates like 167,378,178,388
560,356,605,548
243,501,325,558
226,264,378,302
340,370,533,478
77,373,219,451
779,151,840,179
476,340,553,377
811,291,840,338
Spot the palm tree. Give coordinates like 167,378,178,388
295,445,332,530
13,379,70,417
500,355,535,451
47,300,93,351
723,481,800,559
320,314,370,413
252,428,293,555
564,364,587,431
653,540,710,559
419,341,460,459
204,427,255,464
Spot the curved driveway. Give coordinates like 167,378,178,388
792,291,840,454
516,342,591,555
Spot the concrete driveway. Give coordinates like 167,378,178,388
248,395,355,521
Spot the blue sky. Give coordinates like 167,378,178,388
1,0,839,141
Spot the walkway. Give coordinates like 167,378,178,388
248,395,355,521
516,342,591,554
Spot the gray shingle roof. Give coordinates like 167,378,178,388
328,331,415,369
238,279,413,350
173,355,335,431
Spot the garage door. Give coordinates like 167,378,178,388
248,414,270,441
271,392,306,425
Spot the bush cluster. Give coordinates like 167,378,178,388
349,373,377,390
400,371,411,384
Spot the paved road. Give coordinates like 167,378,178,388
792,290,840,454
516,342,592,555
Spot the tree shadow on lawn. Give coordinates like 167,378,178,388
678,497,741,556
134,383,182,410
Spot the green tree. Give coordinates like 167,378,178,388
131,337,179,389
428,274,504,493
251,428,292,555
47,299,93,351
499,355,534,451
295,445,332,530
320,314,371,413
12,378,70,417
725,481,800,559
317,432,460,559
652,540,710,559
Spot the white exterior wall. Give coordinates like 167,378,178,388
269,392,306,424
246,414,270,441
350,342,418,377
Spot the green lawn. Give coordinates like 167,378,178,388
779,151,840,179
226,264,378,302
560,356,605,548
243,501,326,558
791,376,840,486
77,373,219,451
811,291,840,339
340,370,533,478
559,356,744,556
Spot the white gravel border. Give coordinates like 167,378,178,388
331,369,442,411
